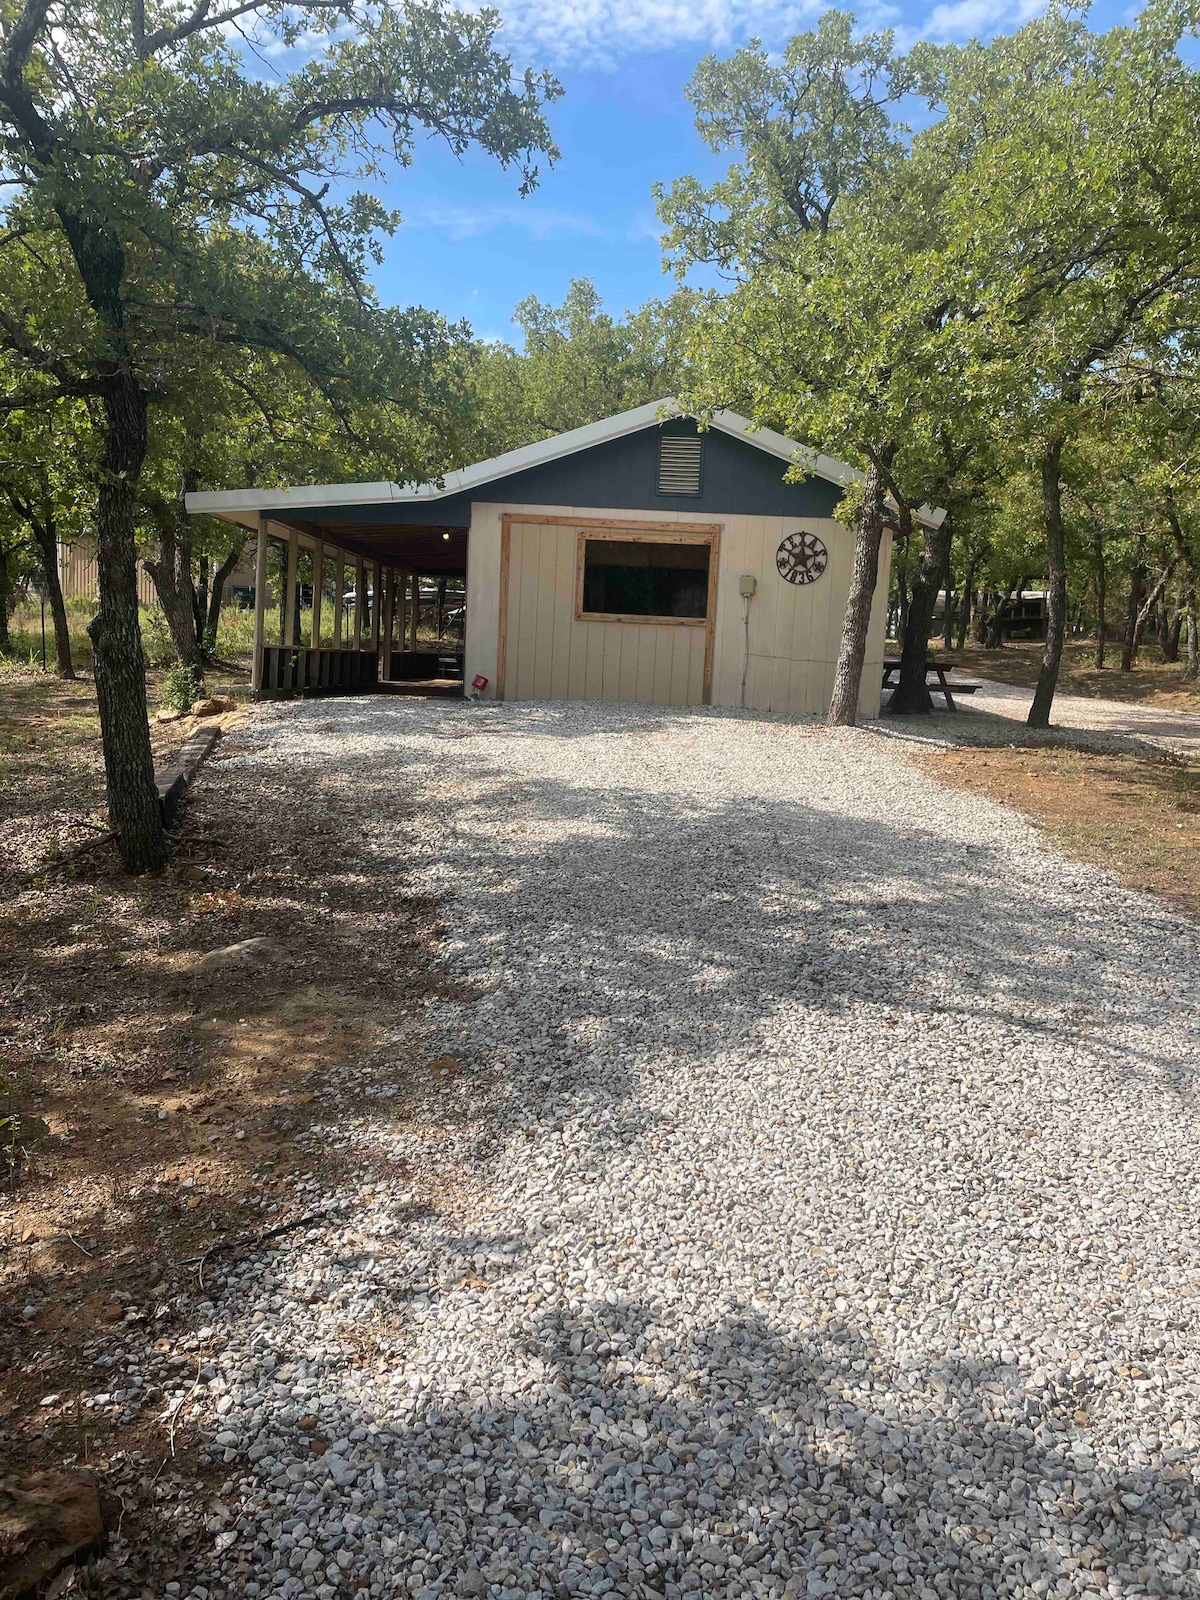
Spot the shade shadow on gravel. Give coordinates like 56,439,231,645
179,1292,1199,1600
168,698,1200,1600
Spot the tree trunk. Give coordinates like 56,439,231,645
984,578,1022,648
975,590,991,645
1164,605,1183,663
194,550,209,646
0,538,13,650
1028,438,1068,729
894,534,910,648
86,369,166,872
1186,586,1199,678
983,577,1022,648
829,444,894,727
27,506,74,677
956,558,979,651
204,539,245,657
1093,529,1106,670
144,505,202,670
1133,559,1178,656
941,527,955,651
888,513,952,715
1120,535,1146,673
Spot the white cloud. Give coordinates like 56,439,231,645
487,0,821,70
920,0,1046,40
400,200,608,241
625,212,666,245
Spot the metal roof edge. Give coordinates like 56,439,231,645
184,399,944,528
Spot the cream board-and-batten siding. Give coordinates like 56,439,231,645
463,504,892,720
185,400,925,717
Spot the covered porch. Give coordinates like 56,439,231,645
236,509,468,698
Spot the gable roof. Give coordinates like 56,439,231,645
185,399,944,528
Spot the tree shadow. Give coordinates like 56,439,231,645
177,1282,1200,1598
61,692,1197,1593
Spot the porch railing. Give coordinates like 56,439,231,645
259,645,379,695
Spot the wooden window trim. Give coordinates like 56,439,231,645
495,513,721,704
574,529,713,628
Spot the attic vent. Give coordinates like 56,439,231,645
658,433,703,496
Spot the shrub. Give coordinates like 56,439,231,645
161,661,200,713
139,605,177,668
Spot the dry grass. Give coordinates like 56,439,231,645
930,638,1200,711
920,741,1200,920
0,669,462,1592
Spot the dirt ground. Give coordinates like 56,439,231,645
0,666,459,1595
935,637,1200,711
918,741,1200,920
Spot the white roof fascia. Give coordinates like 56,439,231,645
186,479,407,516
185,397,945,529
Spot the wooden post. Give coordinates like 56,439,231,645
370,560,382,652
436,576,446,640
409,572,420,650
283,525,299,689
401,572,409,649
353,555,364,651
311,537,324,649
333,553,344,648
250,512,268,697
382,565,395,680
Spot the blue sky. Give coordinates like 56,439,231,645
371,0,1136,346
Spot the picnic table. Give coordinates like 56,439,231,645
882,656,980,712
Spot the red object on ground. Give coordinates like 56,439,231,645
471,675,489,691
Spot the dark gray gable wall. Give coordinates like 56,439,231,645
312,419,845,528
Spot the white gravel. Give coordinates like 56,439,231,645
953,679,1200,756
171,697,1200,1600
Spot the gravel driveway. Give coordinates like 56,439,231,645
186,698,1200,1600
958,679,1200,755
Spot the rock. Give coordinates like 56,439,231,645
99,1304,124,1323
190,937,287,975
190,696,233,718
0,1471,104,1600
157,706,184,723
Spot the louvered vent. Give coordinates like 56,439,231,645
658,433,703,496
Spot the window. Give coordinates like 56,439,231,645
658,433,703,496
578,536,711,622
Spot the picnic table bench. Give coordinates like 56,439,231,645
882,656,981,712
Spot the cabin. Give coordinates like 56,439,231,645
187,401,936,720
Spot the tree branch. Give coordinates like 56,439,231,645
0,0,55,162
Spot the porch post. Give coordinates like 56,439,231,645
332,552,344,648
250,511,268,697
401,563,412,649
311,537,325,649
409,573,420,650
370,560,382,654
283,525,300,692
382,564,395,681
352,556,364,651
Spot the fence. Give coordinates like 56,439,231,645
59,544,159,607
58,542,258,610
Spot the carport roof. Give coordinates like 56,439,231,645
185,400,944,561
